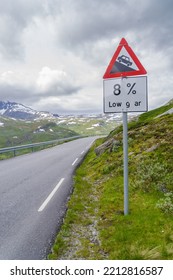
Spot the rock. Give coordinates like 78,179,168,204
95,138,120,155
145,144,159,153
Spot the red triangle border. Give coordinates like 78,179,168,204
103,38,147,79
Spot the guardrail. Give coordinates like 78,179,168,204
0,135,81,157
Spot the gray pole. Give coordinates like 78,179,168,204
123,111,129,215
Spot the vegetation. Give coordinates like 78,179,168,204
0,114,116,160
0,118,79,160
48,100,173,260
58,117,115,136
0,115,115,148
0,118,77,148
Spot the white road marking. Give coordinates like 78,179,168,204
81,150,85,155
38,178,65,212
85,139,96,150
72,158,78,166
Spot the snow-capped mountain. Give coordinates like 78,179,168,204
0,101,55,120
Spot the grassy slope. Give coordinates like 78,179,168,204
0,118,79,160
0,115,116,159
0,116,115,148
48,101,173,260
0,118,78,148
59,118,115,136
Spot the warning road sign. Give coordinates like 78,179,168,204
103,38,147,79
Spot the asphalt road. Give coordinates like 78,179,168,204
0,137,97,260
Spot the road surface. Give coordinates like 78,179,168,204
0,137,96,259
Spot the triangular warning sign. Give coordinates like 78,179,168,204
103,38,147,79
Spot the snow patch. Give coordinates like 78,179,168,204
0,109,6,115
92,123,100,127
57,120,66,124
68,121,76,125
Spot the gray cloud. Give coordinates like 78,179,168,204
53,1,171,46
0,68,81,106
1,0,173,60
1,0,173,61
0,0,46,60
47,0,173,72
53,0,129,48
0,0,173,113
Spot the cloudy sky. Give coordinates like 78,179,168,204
0,0,173,114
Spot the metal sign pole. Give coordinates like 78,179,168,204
123,111,129,215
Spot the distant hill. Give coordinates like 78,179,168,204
0,101,122,149
0,101,55,120
0,100,125,149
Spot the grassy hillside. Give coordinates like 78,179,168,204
0,114,116,149
0,117,78,149
0,117,79,159
56,115,116,136
48,100,173,260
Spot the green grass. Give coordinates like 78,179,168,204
59,118,115,136
0,115,116,151
0,113,117,160
0,117,79,159
48,101,173,260
0,118,78,148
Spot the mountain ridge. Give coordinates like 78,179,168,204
0,101,56,120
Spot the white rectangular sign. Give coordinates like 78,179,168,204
103,76,148,113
